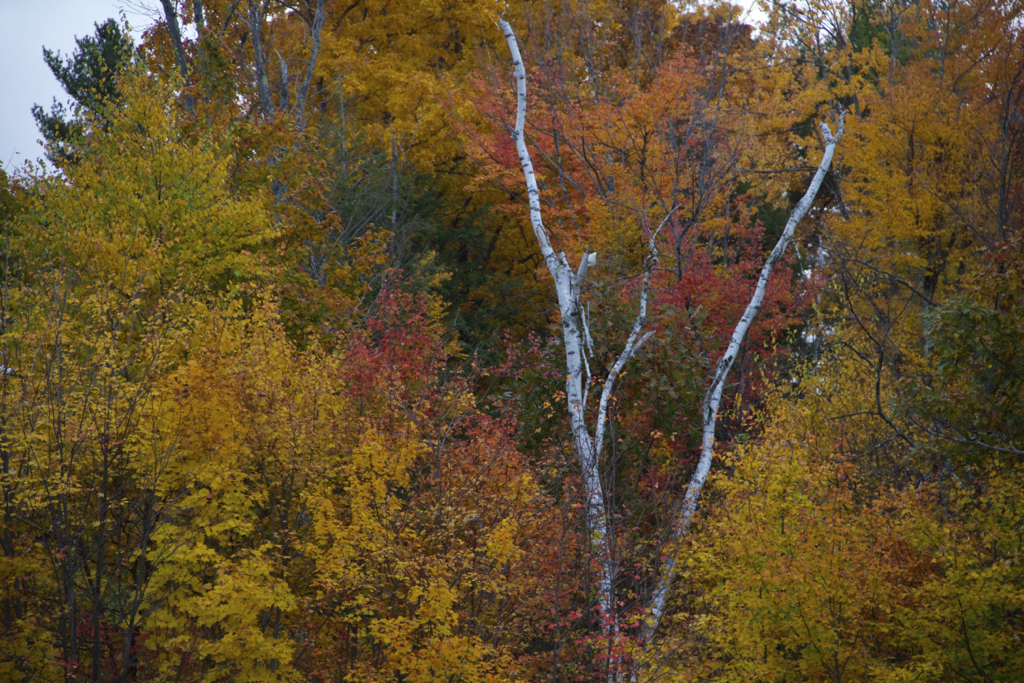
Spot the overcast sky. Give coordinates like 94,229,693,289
0,0,158,173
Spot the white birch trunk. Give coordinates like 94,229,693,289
500,20,664,642
500,18,613,623
501,19,844,679
639,113,846,649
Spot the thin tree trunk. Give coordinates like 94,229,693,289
640,112,846,648
248,0,274,119
193,0,205,32
295,0,326,132
277,50,290,111
500,21,668,664
160,0,195,113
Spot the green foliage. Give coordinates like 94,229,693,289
31,19,134,166
22,65,272,308
920,294,1024,463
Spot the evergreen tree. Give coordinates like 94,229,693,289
31,19,133,166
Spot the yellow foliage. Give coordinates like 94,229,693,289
22,66,271,303
657,349,1024,682
143,295,351,680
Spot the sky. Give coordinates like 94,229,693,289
1,1,765,174
0,0,155,173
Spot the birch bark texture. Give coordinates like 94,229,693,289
499,15,845,669
500,19,663,638
641,111,846,646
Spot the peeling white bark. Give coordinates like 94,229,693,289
640,112,846,648
501,16,611,621
501,19,845,679
500,20,670,643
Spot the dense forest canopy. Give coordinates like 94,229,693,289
0,0,1021,681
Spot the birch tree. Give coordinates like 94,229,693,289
500,19,668,645
641,110,846,647
499,17,845,674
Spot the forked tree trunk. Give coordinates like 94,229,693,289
500,19,663,647
500,18,845,681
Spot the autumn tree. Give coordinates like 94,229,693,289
487,15,845,679
648,1,1024,680
5,47,574,681
6,1,1021,682
673,342,1024,682
752,0,1024,456
0,63,272,681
